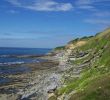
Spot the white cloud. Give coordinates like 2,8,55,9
75,0,110,10
7,0,20,6
76,0,110,5
78,5,95,9
75,0,95,10
84,19,110,25
7,0,73,11
75,0,92,5
93,11,110,17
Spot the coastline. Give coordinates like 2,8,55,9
0,47,86,100
0,53,60,100
1,31,109,100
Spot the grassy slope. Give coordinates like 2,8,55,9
58,28,110,100
54,46,65,50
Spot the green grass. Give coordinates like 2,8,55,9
58,66,110,95
54,46,65,50
69,74,110,100
48,95,57,100
57,28,110,100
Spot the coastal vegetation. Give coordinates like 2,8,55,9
53,28,110,100
54,46,65,50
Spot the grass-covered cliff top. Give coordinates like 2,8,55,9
57,28,110,100
54,46,65,50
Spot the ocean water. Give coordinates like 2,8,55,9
0,47,51,56
0,47,51,84
0,47,51,65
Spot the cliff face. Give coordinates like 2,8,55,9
49,28,110,100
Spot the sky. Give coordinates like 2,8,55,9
0,0,110,48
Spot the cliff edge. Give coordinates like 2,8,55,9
48,28,110,100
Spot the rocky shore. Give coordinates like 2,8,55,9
0,44,91,100
0,54,60,100
0,47,84,100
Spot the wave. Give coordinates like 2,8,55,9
0,54,44,58
0,60,40,66
0,55,11,58
0,61,25,65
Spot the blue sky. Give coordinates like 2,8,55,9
0,0,110,48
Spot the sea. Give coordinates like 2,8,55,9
0,47,51,84
0,47,51,64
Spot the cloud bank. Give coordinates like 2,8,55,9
7,0,73,11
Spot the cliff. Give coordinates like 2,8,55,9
48,28,110,100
